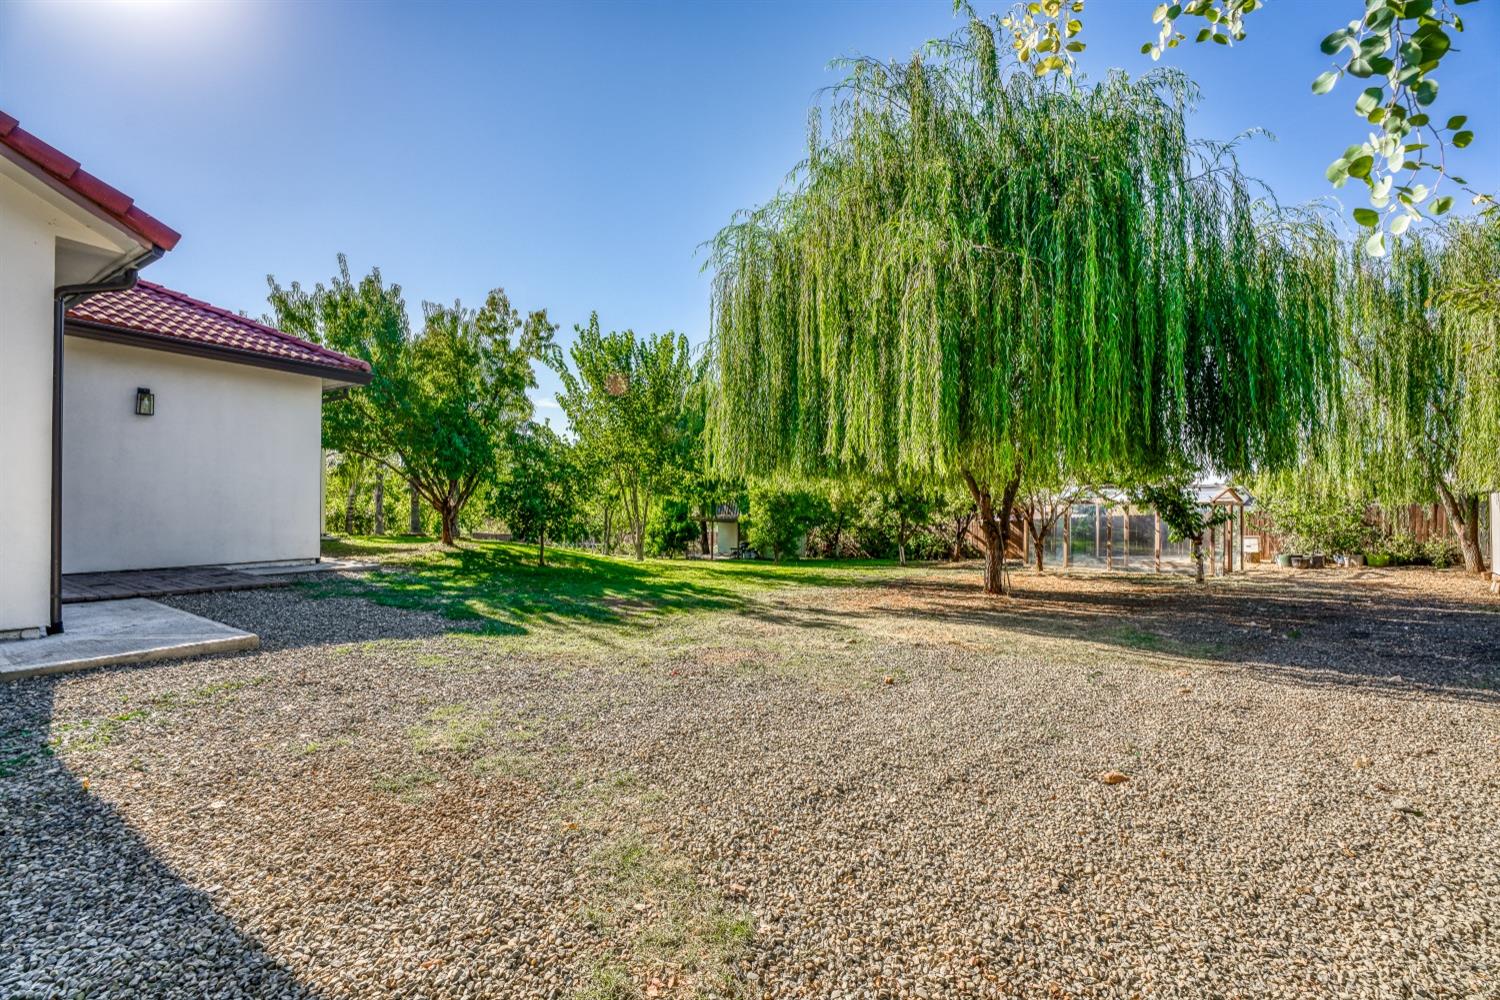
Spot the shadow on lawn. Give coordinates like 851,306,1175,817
0,679,316,997
307,538,888,636
760,568,1500,703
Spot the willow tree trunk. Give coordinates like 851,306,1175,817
1031,524,1045,572
1192,537,1206,584
964,469,1022,595
1437,484,1487,575
408,480,422,534
439,504,458,546
538,528,547,568
372,474,385,535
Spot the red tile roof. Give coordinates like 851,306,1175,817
0,109,181,251
68,281,371,380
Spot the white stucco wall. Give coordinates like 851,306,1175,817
62,338,324,573
0,168,140,633
1491,493,1499,582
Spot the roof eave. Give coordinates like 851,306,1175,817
65,319,372,386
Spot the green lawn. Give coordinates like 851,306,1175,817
315,535,904,635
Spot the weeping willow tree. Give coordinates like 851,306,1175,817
706,19,1340,593
1323,216,1500,574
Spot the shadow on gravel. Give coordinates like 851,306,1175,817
0,678,316,999
762,570,1500,703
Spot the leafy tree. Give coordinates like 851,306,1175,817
489,421,582,566
995,0,1492,242
1252,474,1375,557
1016,477,1088,572
267,257,555,545
675,355,742,556
551,316,693,561
873,487,936,565
1328,216,1498,573
933,487,979,561
645,498,700,558
1132,479,1233,583
813,481,871,559
707,29,1336,594
745,483,825,562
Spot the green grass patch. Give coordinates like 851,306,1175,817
372,766,441,801
313,536,900,637
582,832,753,987
408,703,492,755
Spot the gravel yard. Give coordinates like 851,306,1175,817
2,559,1498,999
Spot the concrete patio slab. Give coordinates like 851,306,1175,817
0,599,258,682
235,558,379,577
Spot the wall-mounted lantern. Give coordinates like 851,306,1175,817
135,387,155,416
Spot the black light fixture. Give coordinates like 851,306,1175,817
135,387,155,416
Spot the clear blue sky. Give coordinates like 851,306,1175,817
4,1,1496,417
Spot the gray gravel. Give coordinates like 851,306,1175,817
2,569,1497,999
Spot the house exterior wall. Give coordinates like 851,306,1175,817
0,170,137,634
711,520,739,556
1491,493,1499,584
62,338,323,573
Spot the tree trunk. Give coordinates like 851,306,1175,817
898,515,907,566
1192,537,1205,584
344,476,359,535
1032,524,1044,573
963,467,1022,595
408,480,422,534
538,528,546,568
633,521,645,561
439,503,458,546
373,474,386,535
700,519,710,557
1437,483,1487,575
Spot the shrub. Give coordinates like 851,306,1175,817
1256,485,1373,555
1421,534,1462,569
645,499,699,557
1378,530,1421,565
745,484,827,561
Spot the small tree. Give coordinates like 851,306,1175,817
490,421,582,567
551,316,692,561
874,487,935,566
646,498,700,558
1133,480,1232,584
746,483,824,562
268,257,554,546
932,487,977,561
1017,479,1086,572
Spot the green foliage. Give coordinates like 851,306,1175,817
1011,0,1493,236
1332,218,1499,503
1421,534,1462,568
707,29,1338,498
550,315,693,560
489,421,584,566
745,483,827,561
1376,528,1422,564
268,257,555,544
1131,477,1230,581
871,486,937,564
1253,477,1374,555
645,498,700,557
1133,480,1230,545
